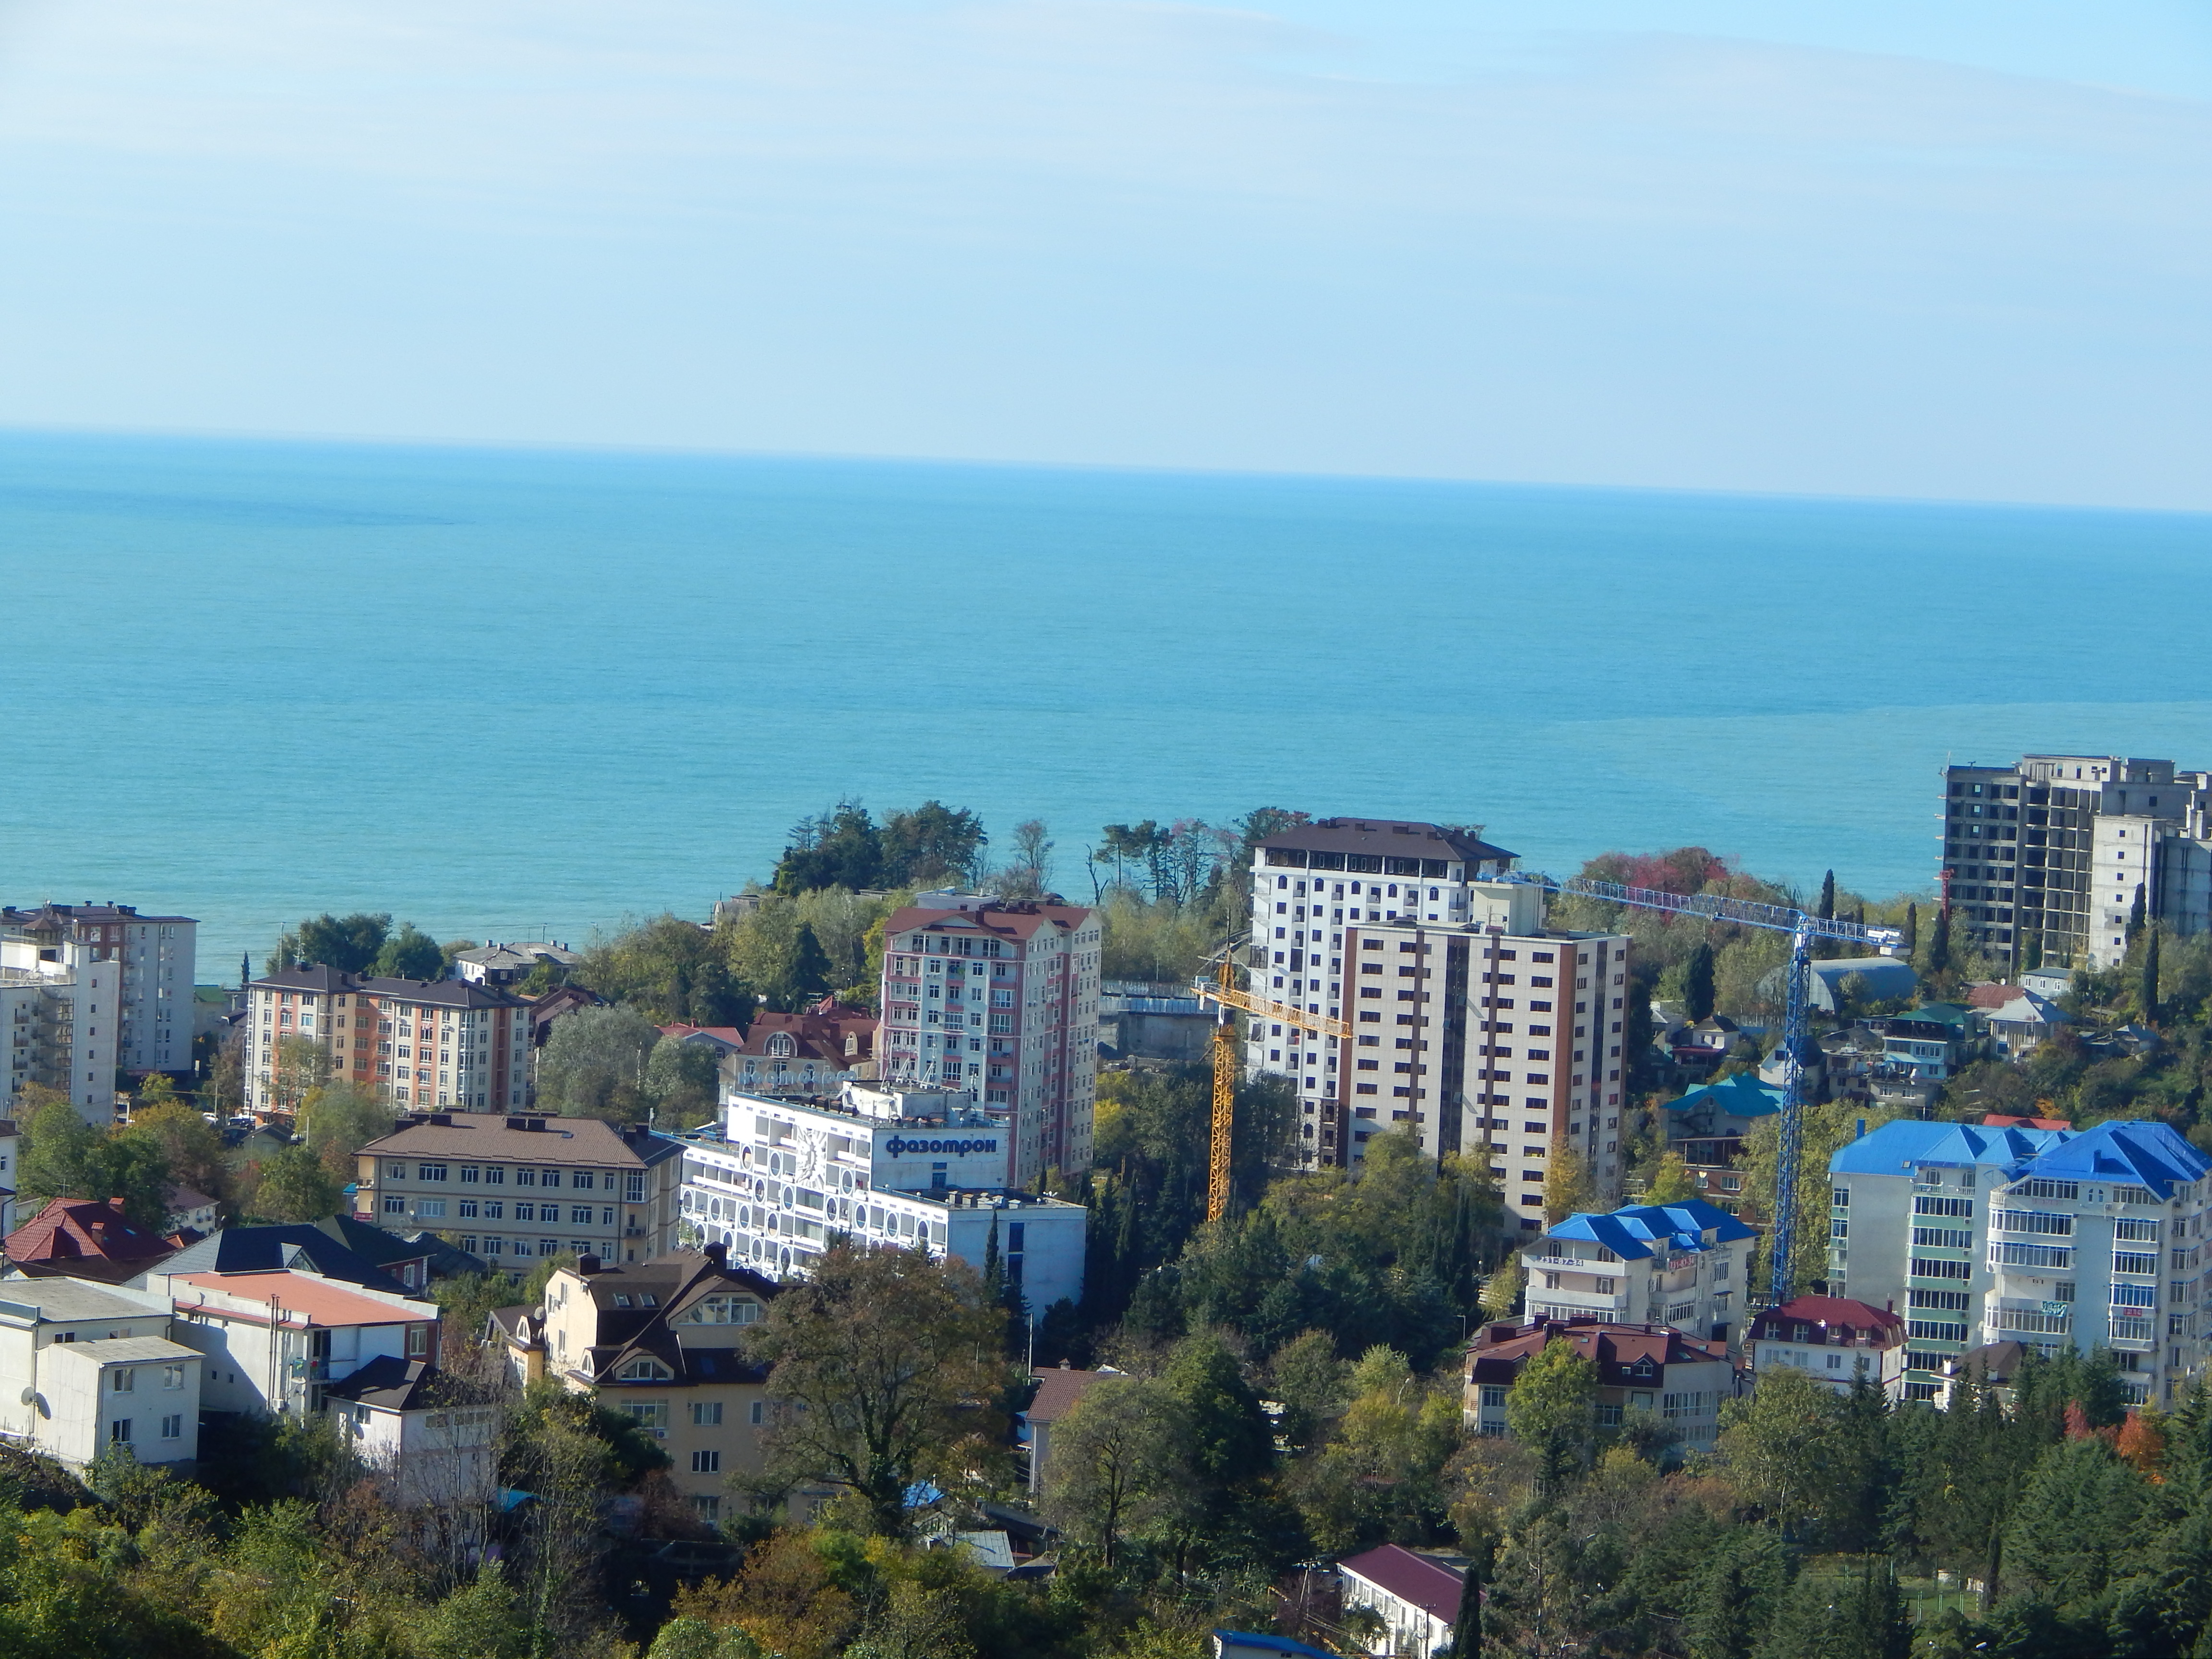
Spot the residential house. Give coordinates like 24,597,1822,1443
1021,1363,1109,1495
1668,1014,1744,1073
164,1186,220,1238
1465,1318,1742,1449
4,1197,176,1283
1659,1073,1782,1208
504,1245,779,1524
153,1267,441,1417
356,1112,687,1268
681,1085,1087,1304
324,1357,500,1507
1745,1295,1907,1402
2020,965,2075,999
0,1276,200,1468
1336,1543,1468,1658
1866,1004,1981,1082
1520,1200,1757,1343
675,999,879,1098
153,1222,421,1297
1965,985,2068,1060
452,942,579,987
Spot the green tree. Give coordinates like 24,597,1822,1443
1542,1143,1597,1223
18,1097,172,1231
300,1077,397,1167
1683,940,1718,1023
775,801,887,893
269,1033,332,1113
2141,923,2162,1026
1505,1336,1596,1489
1715,1365,1868,1542
1293,1345,1462,1552
120,1097,230,1212
2001,1432,2150,1605
645,1035,722,1127
991,819,1054,900
1924,905,1952,978
1754,1559,1911,1659
788,925,834,1004
1645,1150,1697,1204
249,1142,342,1222
269,911,391,974
2129,881,2148,936
879,801,987,888
1268,1328,1351,1449
536,1003,661,1119
744,1242,1010,1535
1165,1332,1274,1495
373,921,446,980
1038,1374,1197,1568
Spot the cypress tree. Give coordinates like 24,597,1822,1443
1903,902,1918,955
1684,941,1718,1024
1444,1545,1487,1659
1818,870,1837,922
1926,907,1952,977
2130,882,2148,935
2142,924,2161,1026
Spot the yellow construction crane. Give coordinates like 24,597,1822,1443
1195,946,1351,1222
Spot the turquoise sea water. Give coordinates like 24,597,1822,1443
2,429,2209,975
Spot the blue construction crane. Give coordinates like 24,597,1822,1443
1521,875,1905,1304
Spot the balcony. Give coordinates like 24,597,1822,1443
2109,1318,2156,1350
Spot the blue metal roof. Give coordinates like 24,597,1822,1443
1545,1199,1756,1262
2013,1119,2209,1199
1829,1118,2070,1178
1662,1072,1784,1118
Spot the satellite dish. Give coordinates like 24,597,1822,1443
16,1387,31,1406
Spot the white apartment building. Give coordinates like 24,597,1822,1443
1519,1200,1757,1344
149,1264,442,1417
681,1084,1087,1309
0,927,122,1126
355,1113,687,1267
1245,818,1630,1225
244,966,533,1115
1,903,197,1081
1744,1296,1908,1403
877,894,1100,1186
1941,757,2212,973
0,1277,201,1469
1830,1117,2212,1407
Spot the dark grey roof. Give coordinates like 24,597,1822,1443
247,967,525,1008
323,1355,444,1410
1255,817,1516,866
158,1225,411,1294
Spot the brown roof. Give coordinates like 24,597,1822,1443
1339,1544,1467,1624
1255,817,1515,866
1984,1113,2072,1132
565,1247,779,1389
250,967,526,1010
886,901,1093,945
360,1114,683,1170
1466,1317,1736,1387
1968,983,2023,1009
1747,1295,1904,1346
691,1000,878,1063
4,1198,174,1280
172,1270,431,1327
1024,1365,1109,1424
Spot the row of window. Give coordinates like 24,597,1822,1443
382,1162,646,1200
109,1415,186,1444
390,1197,612,1224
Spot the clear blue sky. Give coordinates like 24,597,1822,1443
0,0,2204,507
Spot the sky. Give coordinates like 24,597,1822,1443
0,0,2206,508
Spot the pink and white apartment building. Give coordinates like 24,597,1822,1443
877,894,1099,1188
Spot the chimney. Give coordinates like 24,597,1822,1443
576,1254,602,1275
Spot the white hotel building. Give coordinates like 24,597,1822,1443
679,1083,1086,1313
1248,818,1632,1226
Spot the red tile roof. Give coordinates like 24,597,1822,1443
3,1198,174,1281
1983,1113,2072,1132
172,1271,431,1327
1338,1545,1466,1624
1466,1318,1735,1387
886,901,1092,945
672,1000,878,1063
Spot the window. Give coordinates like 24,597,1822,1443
750,1401,766,1426
619,1357,672,1381
418,1163,448,1182
572,1205,595,1225
407,1325,430,1358
163,1365,184,1390
110,1419,132,1444
1480,1385,1508,1408
540,1170,562,1188
384,1197,406,1215
692,1401,723,1426
622,1401,670,1429
160,1414,183,1440
573,1172,596,1191
418,1200,447,1219
692,1449,721,1474
461,1166,480,1184
627,1175,647,1203
110,1368,135,1393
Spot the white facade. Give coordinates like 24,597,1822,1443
153,1270,441,1416
0,1279,198,1468
331,1390,500,1508
0,904,196,1083
1520,1202,1756,1343
0,946,121,1126
681,1087,1087,1309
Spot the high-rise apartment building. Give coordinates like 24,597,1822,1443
877,894,1099,1187
1,902,197,1081
244,967,533,1115
1245,818,1632,1227
1942,757,2212,973
1830,1118,2212,1407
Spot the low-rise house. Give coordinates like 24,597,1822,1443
1465,1317,1742,1449
154,1267,441,1417
164,1186,219,1238
527,984,606,1053
324,1357,500,1507
0,1277,200,1468
2020,965,2075,1000
502,1245,779,1526
1668,1014,1744,1072
4,1196,176,1283
152,1221,421,1298
1745,1295,1907,1401
1022,1363,1109,1495
682,999,878,1097
1967,986,2067,1059
1868,1004,1981,1082
1520,1200,1756,1343
453,942,580,987
356,1111,687,1268
1660,1073,1781,1205
1336,1544,1467,1658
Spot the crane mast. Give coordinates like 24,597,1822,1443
1196,875,1901,1299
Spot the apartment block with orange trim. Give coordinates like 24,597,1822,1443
243,966,532,1116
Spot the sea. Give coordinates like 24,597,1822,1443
2,428,2209,979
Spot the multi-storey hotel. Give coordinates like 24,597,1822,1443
1830,1118,2212,1406
1245,818,1632,1226
876,893,1099,1187
243,966,532,1115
